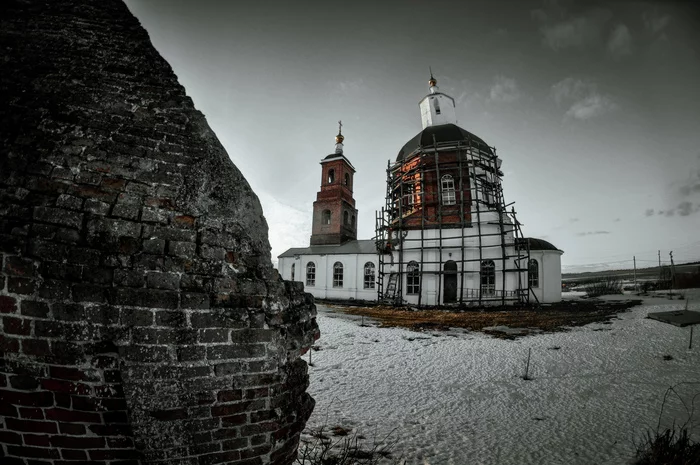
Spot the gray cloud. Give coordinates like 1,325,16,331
569,217,579,223
678,201,693,216
576,231,610,236
614,218,621,222
645,208,655,217
551,77,617,120
535,7,612,51
489,75,520,103
643,11,671,34
608,24,632,58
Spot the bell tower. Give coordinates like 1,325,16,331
310,122,358,245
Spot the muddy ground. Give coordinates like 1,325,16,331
329,299,644,338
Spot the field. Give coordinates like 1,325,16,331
304,291,700,464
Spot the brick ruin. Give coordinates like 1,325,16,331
0,0,319,463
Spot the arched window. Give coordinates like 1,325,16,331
328,169,335,184
441,175,456,205
344,173,350,186
480,260,496,296
306,262,315,286
333,262,343,288
406,261,420,295
291,263,295,281
363,262,375,289
529,259,539,288
322,210,331,225
343,211,349,225
351,215,356,228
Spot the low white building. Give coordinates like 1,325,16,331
278,241,377,302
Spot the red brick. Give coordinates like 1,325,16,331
107,436,134,448
88,449,140,460
24,434,51,447
0,430,23,444
45,407,101,423
3,256,37,277
217,389,243,403
49,366,87,381
6,445,60,459
212,402,250,417
0,334,20,352
70,395,100,412
88,423,132,436
173,215,196,228
58,423,85,435
0,389,54,407
0,401,19,417
7,277,37,295
221,414,247,427
4,316,31,335
60,449,88,460
40,379,91,395
50,435,105,449
19,407,45,419
22,338,50,356
0,295,18,313
5,418,58,433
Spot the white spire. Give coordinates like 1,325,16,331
334,120,344,154
419,73,457,129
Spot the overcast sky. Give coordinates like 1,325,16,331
124,0,700,272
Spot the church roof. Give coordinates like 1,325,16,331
278,239,377,258
322,153,356,170
517,237,562,252
397,123,494,162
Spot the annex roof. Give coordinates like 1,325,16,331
278,239,376,258
517,237,563,252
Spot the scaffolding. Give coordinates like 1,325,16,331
374,136,532,308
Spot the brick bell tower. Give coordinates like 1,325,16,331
310,122,358,245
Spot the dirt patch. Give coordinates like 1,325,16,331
336,299,643,338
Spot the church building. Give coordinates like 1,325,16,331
278,75,563,306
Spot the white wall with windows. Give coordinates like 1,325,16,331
278,253,378,302
526,249,563,303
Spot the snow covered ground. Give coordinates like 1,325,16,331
305,292,700,464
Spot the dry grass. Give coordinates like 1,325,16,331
335,299,642,338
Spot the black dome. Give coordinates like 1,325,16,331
397,123,494,162
517,237,561,252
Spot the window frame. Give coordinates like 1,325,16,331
363,262,376,289
406,261,420,295
528,259,539,288
441,174,456,206
306,262,316,287
333,261,344,288
480,259,496,296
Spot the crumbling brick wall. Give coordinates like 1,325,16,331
0,0,319,464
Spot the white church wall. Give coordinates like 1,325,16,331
392,227,522,306
526,250,563,303
279,253,378,302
